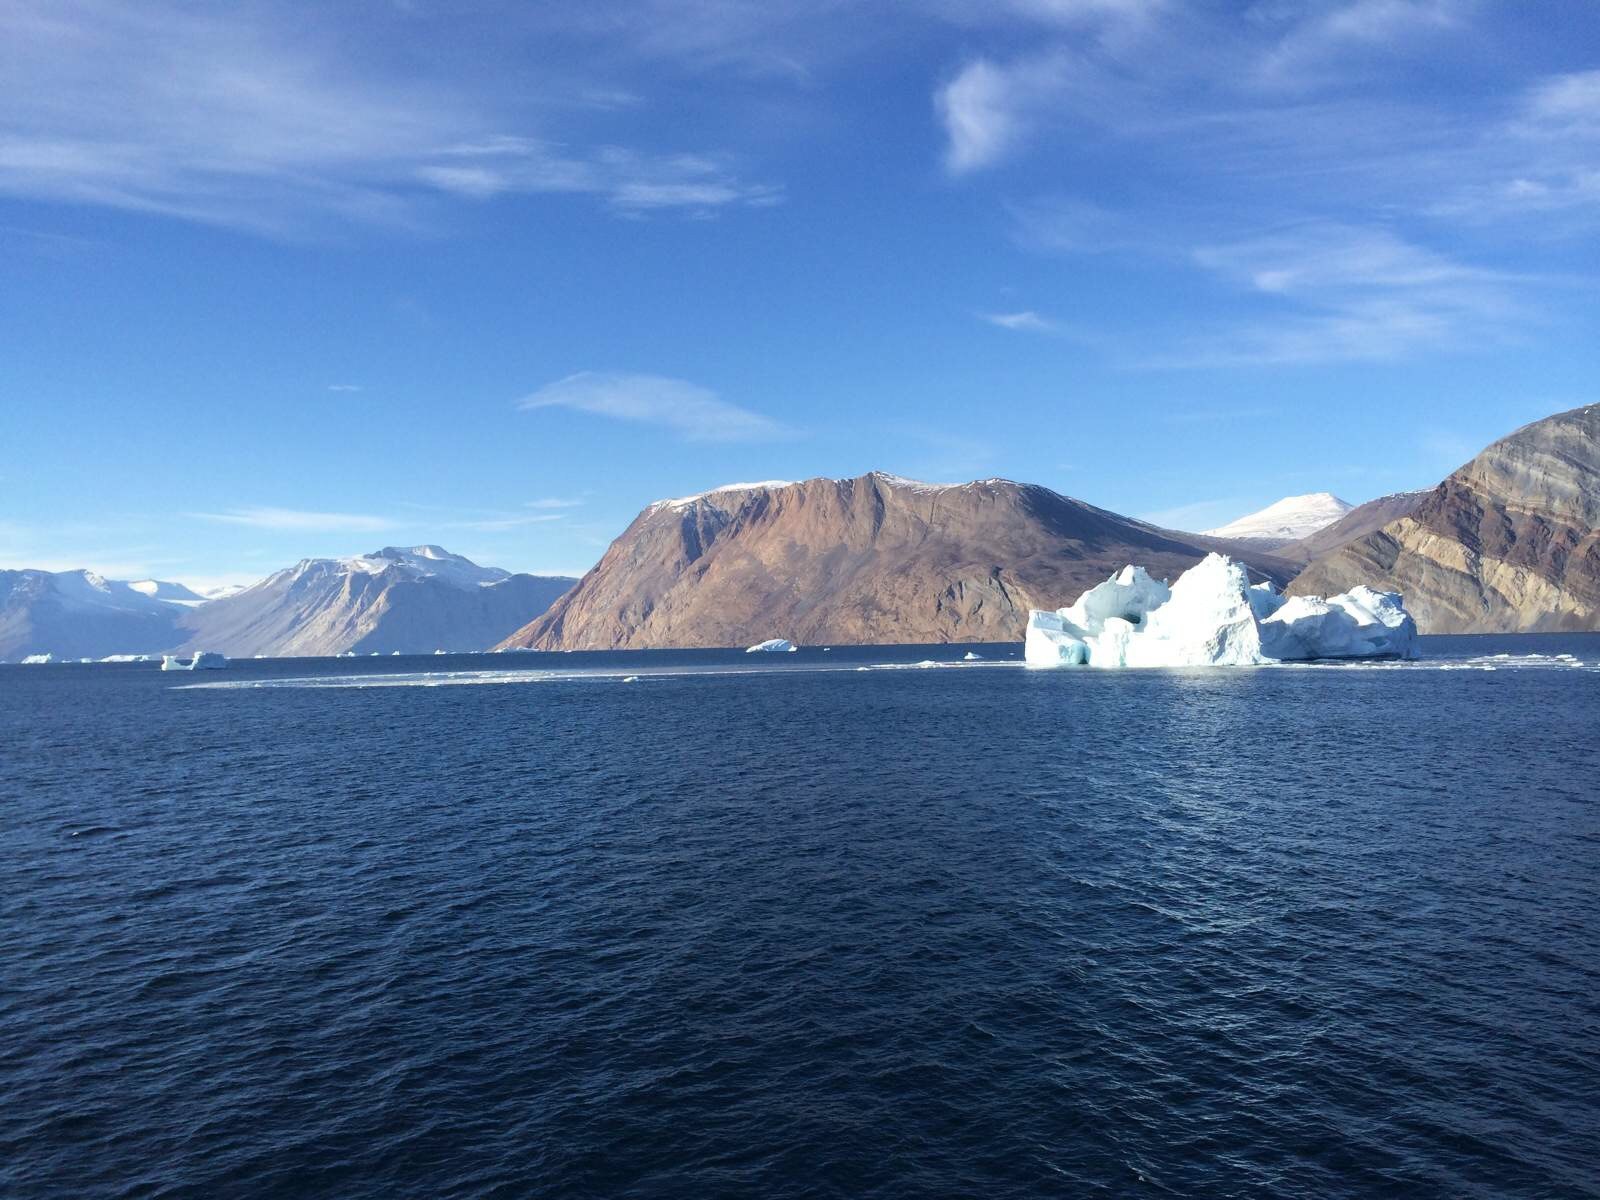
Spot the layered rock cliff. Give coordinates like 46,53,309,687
1289,405,1600,631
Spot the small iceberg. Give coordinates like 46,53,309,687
1025,553,1417,669
21,653,55,664
160,652,228,671
963,651,983,661
746,638,798,653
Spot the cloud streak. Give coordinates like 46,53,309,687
194,507,400,533
0,0,778,235
520,371,792,442
980,309,1059,333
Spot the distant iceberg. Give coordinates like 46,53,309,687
963,651,983,660
160,651,228,671
21,653,54,664
746,638,798,653
1025,553,1417,669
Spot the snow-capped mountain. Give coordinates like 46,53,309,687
0,569,195,660
2,547,576,661
1202,493,1353,548
173,546,575,657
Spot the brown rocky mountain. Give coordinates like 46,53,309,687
1274,489,1430,565
1289,404,1600,631
499,472,1295,650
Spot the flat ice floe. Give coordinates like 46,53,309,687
1025,553,1418,668
160,651,228,671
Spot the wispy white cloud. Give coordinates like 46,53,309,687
1005,207,1538,366
1138,498,1249,532
526,497,585,509
1254,0,1468,88
1007,196,1150,254
0,0,778,235
440,513,568,533
980,309,1058,332
937,58,1038,173
194,507,399,533
1158,223,1528,366
327,383,363,393
933,0,1598,247
519,371,793,442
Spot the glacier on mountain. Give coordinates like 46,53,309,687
1025,553,1416,668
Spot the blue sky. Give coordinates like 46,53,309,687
1,0,1596,587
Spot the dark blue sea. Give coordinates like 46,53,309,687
4,636,1599,1199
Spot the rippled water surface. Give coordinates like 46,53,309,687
5,636,1599,1198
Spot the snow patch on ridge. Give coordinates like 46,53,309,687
653,481,796,511
648,472,1026,513
1203,492,1353,542
247,546,512,593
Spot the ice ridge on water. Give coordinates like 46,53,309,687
1025,553,1417,668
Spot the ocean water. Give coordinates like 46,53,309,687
4,635,1599,1199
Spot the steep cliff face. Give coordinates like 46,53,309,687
1289,405,1600,632
500,473,1294,650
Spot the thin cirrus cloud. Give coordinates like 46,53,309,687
934,1,1600,234
0,0,778,235
944,0,1593,368
1137,498,1250,533
979,310,1058,333
519,371,793,442
194,507,400,533
1156,223,1529,368
194,505,572,535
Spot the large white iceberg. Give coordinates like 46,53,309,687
746,638,798,653
1025,553,1417,668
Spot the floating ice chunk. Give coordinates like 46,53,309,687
1260,585,1417,661
746,638,798,653
21,653,55,664
1119,554,1263,667
161,652,228,671
963,651,983,660
1024,553,1416,669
